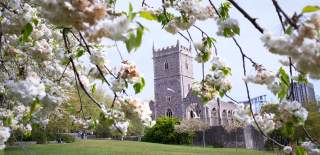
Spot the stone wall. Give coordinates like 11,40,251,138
193,126,265,150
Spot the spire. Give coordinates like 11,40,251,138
176,40,180,47
152,41,155,52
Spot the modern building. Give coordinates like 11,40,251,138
240,95,267,113
151,41,236,126
289,82,316,105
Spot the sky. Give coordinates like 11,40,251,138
103,0,320,102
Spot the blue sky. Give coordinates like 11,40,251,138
104,0,320,102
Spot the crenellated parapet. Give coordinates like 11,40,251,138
153,40,192,58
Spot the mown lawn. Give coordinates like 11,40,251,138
2,140,276,155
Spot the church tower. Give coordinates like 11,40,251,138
152,41,193,119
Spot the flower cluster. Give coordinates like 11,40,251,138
90,50,108,67
192,56,232,102
123,98,153,127
0,127,11,150
160,0,215,34
112,121,129,136
112,61,142,92
176,0,215,21
175,118,209,133
244,65,276,85
261,13,320,79
243,65,283,95
194,41,213,63
279,100,308,124
1,2,36,34
5,72,46,105
216,18,240,37
37,0,107,30
86,15,129,42
283,146,293,154
234,104,277,133
253,113,276,133
233,104,253,125
70,116,98,129
301,141,320,155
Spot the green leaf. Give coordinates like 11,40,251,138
129,3,133,13
133,77,145,94
30,97,42,114
140,11,156,20
125,25,144,52
156,12,174,26
32,18,39,26
3,117,12,126
219,2,231,20
233,26,240,35
297,74,308,84
75,49,85,59
281,122,295,139
302,5,320,13
285,26,293,35
20,23,33,42
221,67,231,76
128,3,136,21
295,146,307,155
279,67,290,87
91,84,97,94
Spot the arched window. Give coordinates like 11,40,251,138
211,108,218,126
228,110,232,117
166,109,173,118
185,62,188,70
222,110,228,125
164,61,169,70
190,111,194,118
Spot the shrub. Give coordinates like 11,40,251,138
143,117,192,144
56,134,76,143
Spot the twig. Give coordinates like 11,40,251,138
55,61,70,83
226,0,264,33
224,93,240,104
271,0,298,30
303,126,319,145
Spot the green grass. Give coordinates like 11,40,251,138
2,140,275,155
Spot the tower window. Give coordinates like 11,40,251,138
166,96,171,102
185,62,188,70
164,61,169,70
166,109,173,118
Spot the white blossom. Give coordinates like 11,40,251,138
90,51,108,66
0,127,11,150
283,146,293,154
5,73,46,105
302,141,320,155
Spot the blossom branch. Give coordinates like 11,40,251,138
62,29,102,109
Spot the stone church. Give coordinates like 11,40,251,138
149,41,265,149
150,41,236,126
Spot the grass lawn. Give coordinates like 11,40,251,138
2,140,276,155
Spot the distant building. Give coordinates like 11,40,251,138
151,41,237,126
289,82,316,105
240,95,267,113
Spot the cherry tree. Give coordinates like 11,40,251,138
0,0,319,154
